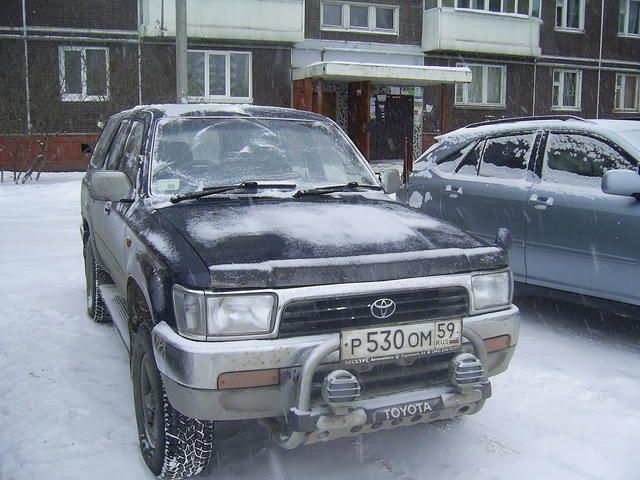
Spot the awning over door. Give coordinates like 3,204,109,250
292,61,472,85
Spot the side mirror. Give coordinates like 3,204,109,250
90,171,133,202
495,227,512,252
380,168,402,194
602,170,640,198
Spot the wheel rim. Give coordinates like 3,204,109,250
139,353,161,449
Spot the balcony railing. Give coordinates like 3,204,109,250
422,8,542,57
139,0,304,43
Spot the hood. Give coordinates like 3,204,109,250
157,196,506,288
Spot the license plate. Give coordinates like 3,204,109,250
341,319,462,365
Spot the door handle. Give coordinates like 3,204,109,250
445,185,463,198
529,194,554,210
104,201,112,215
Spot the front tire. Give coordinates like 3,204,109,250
83,239,111,323
131,326,214,479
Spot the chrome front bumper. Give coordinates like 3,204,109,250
152,305,519,421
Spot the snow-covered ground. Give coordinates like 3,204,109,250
1,173,639,480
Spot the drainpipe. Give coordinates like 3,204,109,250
596,0,605,118
21,0,31,133
175,0,188,104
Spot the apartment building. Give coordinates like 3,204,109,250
422,0,640,132
1,0,638,171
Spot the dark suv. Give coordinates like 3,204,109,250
81,104,519,479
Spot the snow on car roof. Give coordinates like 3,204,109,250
125,103,331,122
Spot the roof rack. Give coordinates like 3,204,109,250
465,115,588,129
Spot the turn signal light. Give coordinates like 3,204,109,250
217,369,279,390
484,335,510,353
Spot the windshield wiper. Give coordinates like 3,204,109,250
170,181,296,204
293,182,382,198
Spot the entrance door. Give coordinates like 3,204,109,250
322,92,337,122
370,94,413,161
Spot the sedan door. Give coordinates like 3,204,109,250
439,133,540,282
525,131,640,305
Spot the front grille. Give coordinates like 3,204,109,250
278,287,468,338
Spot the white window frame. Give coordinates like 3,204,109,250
186,50,252,104
555,0,585,32
321,2,399,35
58,46,109,102
424,0,541,17
619,0,640,37
455,63,507,108
614,73,640,112
552,69,582,111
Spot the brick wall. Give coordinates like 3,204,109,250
0,134,98,173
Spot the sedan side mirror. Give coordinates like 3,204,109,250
90,171,133,202
380,168,402,194
602,170,640,199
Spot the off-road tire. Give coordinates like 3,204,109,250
132,325,214,479
83,239,111,323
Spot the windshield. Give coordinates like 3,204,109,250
610,128,640,152
150,117,378,196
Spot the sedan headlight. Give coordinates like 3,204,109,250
173,286,276,340
471,271,512,311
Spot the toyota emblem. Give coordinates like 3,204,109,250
370,298,396,319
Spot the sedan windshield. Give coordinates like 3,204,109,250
150,117,378,196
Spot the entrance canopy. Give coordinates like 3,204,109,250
292,61,472,86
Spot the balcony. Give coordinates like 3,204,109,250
139,0,304,43
422,8,542,57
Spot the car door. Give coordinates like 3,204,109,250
90,120,132,291
440,132,540,282
525,131,640,305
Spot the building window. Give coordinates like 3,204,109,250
321,2,399,34
59,47,109,101
455,64,506,107
424,0,540,17
619,0,640,36
187,50,252,102
555,0,584,31
552,69,582,110
615,74,640,112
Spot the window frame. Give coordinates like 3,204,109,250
320,2,399,35
554,0,585,32
58,46,110,102
454,63,507,108
551,69,582,111
424,0,542,17
186,50,253,104
619,0,640,37
615,73,640,112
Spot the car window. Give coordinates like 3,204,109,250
454,140,483,176
478,134,535,180
542,133,636,189
120,121,145,185
433,142,475,174
89,118,120,168
104,120,131,171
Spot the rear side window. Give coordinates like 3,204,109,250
120,121,145,185
89,119,120,168
542,133,636,188
104,121,131,171
478,134,535,180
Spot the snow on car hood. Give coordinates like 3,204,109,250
157,196,507,288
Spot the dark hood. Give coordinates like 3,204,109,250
157,196,506,288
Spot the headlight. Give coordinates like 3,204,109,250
206,294,275,336
471,271,511,311
172,286,276,340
